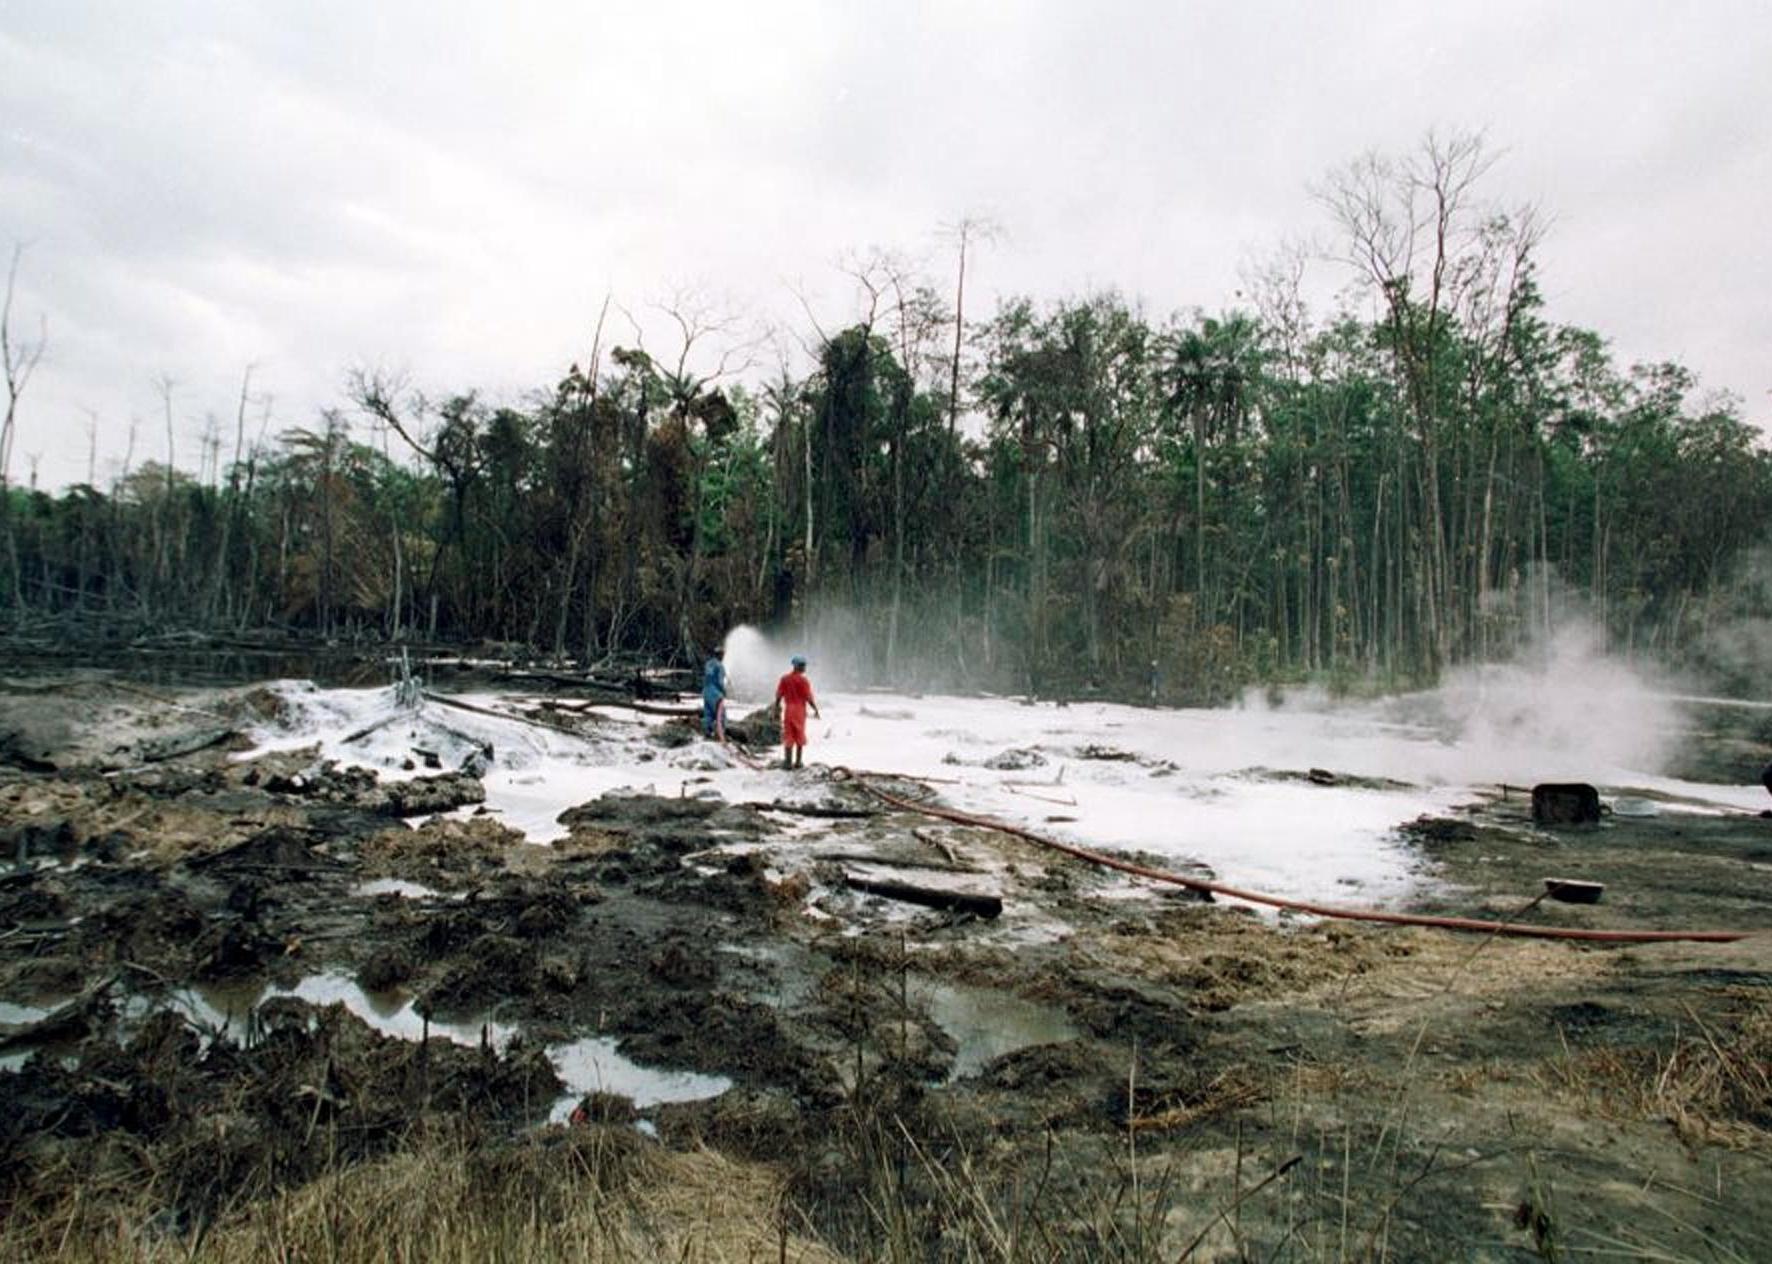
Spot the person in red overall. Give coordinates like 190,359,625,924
773,654,821,770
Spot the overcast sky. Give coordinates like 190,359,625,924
2,0,1768,490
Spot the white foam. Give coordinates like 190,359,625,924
234,674,1763,909
352,878,448,900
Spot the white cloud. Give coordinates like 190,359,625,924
2,0,1768,489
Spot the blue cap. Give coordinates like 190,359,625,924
790,654,807,668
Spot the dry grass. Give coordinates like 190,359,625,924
2,1128,845,1263
1089,913,1613,1022
1129,1067,1264,1133
356,814,531,885
0,774,303,866
1534,988,1772,1148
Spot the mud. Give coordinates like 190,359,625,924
3,671,1771,1260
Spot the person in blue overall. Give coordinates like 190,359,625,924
701,647,728,740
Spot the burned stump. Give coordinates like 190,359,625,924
1531,783,1601,827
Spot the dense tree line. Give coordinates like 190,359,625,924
3,135,1768,698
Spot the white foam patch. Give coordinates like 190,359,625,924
235,668,1764,909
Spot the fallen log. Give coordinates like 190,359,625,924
493,669,628,690
842,872,1002,918
841,767,962,786
607,700,701,718
528,693,699,719
750,801,879,819
492,667,698,700
814,851,983,874
342,714,402,744
1005,783,1077,807
421,690,599,739
849,771,1751,944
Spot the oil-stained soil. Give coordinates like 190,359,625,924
2,669,1770,1261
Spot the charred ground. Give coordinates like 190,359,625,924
2,668,1770,1262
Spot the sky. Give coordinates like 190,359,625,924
1,0,1768,490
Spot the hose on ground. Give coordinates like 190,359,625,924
840,769,1752,945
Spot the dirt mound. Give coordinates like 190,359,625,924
381,773,486,816
255,761,485,817
558,791,726,831
422,934,543,1012
722,706,780,747
1400,813,1480,844
618,989,831,1094
85,885,209,973
1080,909,1415,1015
1,1000,561,1227
0,694,74,770
187,826,348,875
358,815,525,887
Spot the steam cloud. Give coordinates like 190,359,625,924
723,600,1716,789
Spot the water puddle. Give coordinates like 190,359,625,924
1,999,69,1072
915,978,1079,1080
545,1036,732,1123
0,999,53,1026
175,974,516,1048
134,976,724,1124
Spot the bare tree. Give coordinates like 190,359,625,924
877,252,950,675
938,215,1003,435
630,286,766,660
622,283,768,416
1,244,47,615
230,363,257,491
1315,130,1541,671
1,244,47,493
80,406,98,487
556,296,612,659
349,368,435,464
153,373,179,495
203,364,263,625
149,373,180,595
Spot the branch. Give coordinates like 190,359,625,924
3,244,50,399
347,368,435,465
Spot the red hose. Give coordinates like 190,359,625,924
844,772,1752,945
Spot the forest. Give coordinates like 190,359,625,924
3,135,1769,699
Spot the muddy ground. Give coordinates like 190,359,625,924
2,668,1770,1262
